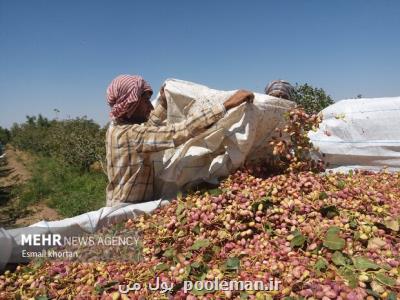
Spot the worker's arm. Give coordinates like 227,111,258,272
129,103,225,153
146,85,168,126
128,89,254,153
146,102,167,126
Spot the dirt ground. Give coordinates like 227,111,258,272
0,145,60,228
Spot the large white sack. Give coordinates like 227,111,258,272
151,79,294,198
309,96,400,171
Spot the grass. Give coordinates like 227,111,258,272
14,156,107,217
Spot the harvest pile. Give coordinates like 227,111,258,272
1,109,399,300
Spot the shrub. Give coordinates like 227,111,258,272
292,83,334,114
9,115,53,155
45,118,106,171
0,126,10,145
10,115,106,171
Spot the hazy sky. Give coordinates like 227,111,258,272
1,0,400,128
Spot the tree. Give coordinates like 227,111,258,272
0,126,10,145
9,115,106,171
292,83,334,115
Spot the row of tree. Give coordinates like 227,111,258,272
4,115,106,171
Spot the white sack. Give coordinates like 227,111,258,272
309,96,400,171
151,79,294,198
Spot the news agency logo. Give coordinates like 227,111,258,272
16,229,143,263
20,233,141,247
21,234,62,246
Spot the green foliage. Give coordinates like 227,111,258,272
9,114,106,171
292,83,334,114
352,256,381,271
15,157,107,217
375,273,397,287
13,158,56,205
0,126,11,145
314,257,328,274
9,115,53,155
8,113,108,216
190,239,211,250
331,251,349,266
222,257,240,271
45,118,106,171
290,231,307,248
323,226,346,250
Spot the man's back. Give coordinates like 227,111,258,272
106,122,156,206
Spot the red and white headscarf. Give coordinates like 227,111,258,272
106,75,153,120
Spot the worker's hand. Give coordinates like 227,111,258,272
159,84,167,108
223,90,254,110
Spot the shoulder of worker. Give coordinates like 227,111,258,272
107,121,143,139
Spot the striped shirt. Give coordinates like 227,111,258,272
106,102,225,206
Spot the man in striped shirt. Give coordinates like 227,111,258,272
106,75,254,206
